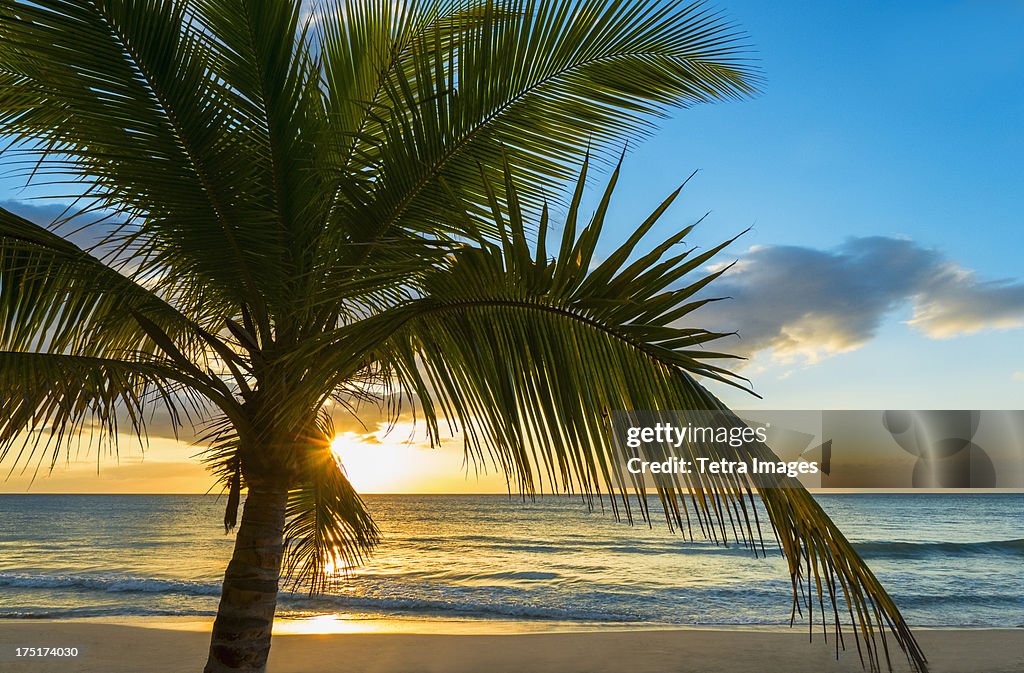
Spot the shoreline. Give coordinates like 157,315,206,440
1,618,1021,672
6,614,1019,634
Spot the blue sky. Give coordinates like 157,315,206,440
591,0,1024,409
604,1,1024,265
3,0,1023,413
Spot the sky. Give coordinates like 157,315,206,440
2,0,1023,493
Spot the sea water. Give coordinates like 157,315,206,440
0,494,1021,627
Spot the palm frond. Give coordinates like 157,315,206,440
0,0,289,317
380,158,752,492
0,350,203,476
1,205,252,471
0,205,210,357
325,0,758,259
191,0,336,320
283,443,381,592
304,160,924,673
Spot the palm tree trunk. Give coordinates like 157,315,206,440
204,484,289,673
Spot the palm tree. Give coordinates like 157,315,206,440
0,0,926,672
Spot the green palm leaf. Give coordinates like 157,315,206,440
299,160,926,672
283,447,381,593
0,351,199,473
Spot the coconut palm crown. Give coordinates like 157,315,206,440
0,0,925,672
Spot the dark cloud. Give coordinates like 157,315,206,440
694,236,1024,364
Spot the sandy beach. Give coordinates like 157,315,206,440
1,620,1021,673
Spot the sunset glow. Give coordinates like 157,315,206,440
329,433,403,493
326,429,507,494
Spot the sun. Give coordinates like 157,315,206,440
328,432,416,493
327,427,511,494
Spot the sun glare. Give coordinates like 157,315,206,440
329,432,419,493
327,427,510,494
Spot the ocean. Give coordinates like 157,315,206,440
0,494,1021,627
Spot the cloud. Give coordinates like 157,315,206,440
908,266,1024,338
0,198,71,224
696,236,1024,365
1,198,116,249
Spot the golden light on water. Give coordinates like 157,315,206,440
322,553,347,577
